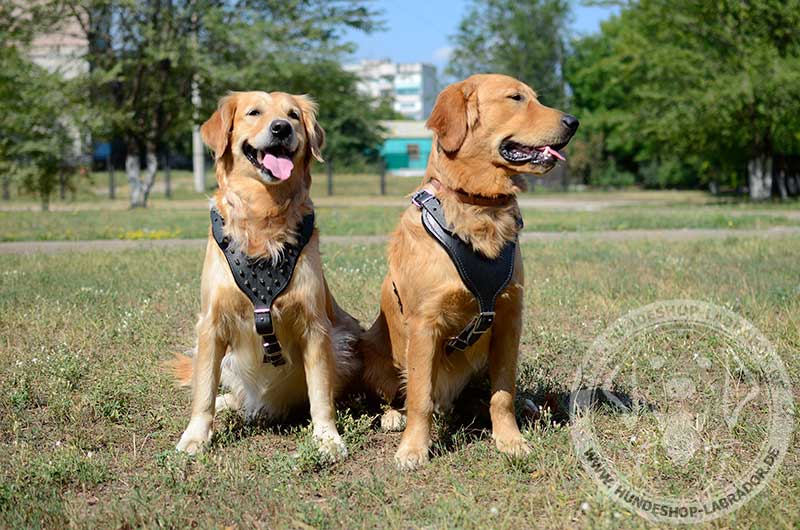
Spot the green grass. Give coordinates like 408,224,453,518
0,237,798,528
2,205,799,242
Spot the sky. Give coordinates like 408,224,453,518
343,1,619,70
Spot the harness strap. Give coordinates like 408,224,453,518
210,207,315,366
411,189,518,353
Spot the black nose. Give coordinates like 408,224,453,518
270,119,292,139
561,114,580,132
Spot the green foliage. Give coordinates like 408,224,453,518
567,0,800,196
0,47,83,209
58,0,385,178
591,160,636,189
447,0,570,107
639,159,696,190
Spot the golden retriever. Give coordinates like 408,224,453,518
173,91,360,461
360,74,579,470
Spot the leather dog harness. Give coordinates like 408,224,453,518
210,207,315,366
409,185,520,352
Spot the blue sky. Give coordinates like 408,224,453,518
344,1,618,70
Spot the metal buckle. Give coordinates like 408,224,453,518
446,312,496,352
472,311,495,334
411,190,432,208
255,307,283,365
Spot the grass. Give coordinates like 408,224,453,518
2,204,799,242
0,236,798,528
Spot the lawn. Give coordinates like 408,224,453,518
2,204,799,242
1,236,798,529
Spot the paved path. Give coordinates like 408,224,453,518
2,227,798,255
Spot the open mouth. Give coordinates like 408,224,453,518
499,139,569,167
242,142,295,182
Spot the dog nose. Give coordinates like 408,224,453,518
270,119,292,139
561,114,580,132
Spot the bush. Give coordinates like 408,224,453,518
589,161,636,188
639,159,698,189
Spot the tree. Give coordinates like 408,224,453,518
0,16,83,210
54,0,382,207
567,0,800,199
447,0,571,108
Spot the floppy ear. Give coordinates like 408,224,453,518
296,95,326,163
200,94,237,159
426,80,478,153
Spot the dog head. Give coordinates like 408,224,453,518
201,91,325,187
426,74,579,195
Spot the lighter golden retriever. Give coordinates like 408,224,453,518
360,74,579,470
173,91,360,461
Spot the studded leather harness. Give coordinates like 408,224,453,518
409,188,520,352
210,207,315,366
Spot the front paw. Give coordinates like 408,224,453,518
314,430,348,463
381,409,406,432
394,440,430,471
176,424,213,455
495,435,531,458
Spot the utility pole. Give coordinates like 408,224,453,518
191,12,204,193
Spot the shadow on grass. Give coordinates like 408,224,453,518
206,371,645,461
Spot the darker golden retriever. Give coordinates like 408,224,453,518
360,74,579,470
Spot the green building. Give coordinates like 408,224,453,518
379,121,433,175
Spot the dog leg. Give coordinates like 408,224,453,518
304,329,347,463
381,408,407,432
395,320,437,470
488,287,531,458
176,322,226,455
215,392,241,413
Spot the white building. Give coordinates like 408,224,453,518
344,59,438,121
29,18,89,80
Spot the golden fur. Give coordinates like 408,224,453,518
360,74,578,470
174,91,360,461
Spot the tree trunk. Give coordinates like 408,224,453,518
59,171,66,200
787,173,799,197
774,169,788,200
108,154,115,199
747,156,772,200
127,143,158,208
141,143,158,207
127,152,144,208
2,176,9,200
163,147,172,199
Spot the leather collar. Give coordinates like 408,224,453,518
426,177,514,207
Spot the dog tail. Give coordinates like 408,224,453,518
357,310,401,401
165,352,193,387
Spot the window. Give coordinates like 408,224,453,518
407,144,420,161
396,86,420,95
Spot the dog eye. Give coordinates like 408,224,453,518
246,109,261,117
288,109,300,120
508,94,523,101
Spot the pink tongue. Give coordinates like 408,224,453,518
262,153,294,180
537,145,566,161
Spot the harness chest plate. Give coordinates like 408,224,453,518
411,190,519,352
210,207,315,366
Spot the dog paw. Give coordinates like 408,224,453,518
315,431,348,463
394,442,430,471
176,419,212,455
176,429,212,455
495,435,532,458
380,409,406,432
